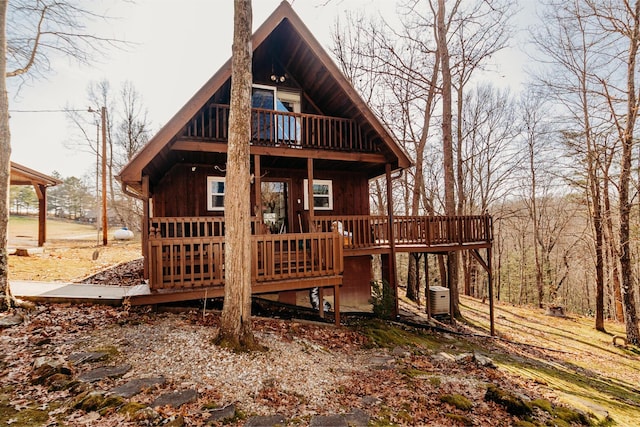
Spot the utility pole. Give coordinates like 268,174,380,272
101,106,108,246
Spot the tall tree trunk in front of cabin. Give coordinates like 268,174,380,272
436,0,459,316
217,0,257,350
0,0,12,310
406,55,439,304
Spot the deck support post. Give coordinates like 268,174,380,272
307,158,314,232
447,252,455,325
488,247,494,336
425,252,431,319
471,248,495,336
334,284,340,326
142,175,150,280
318,286,324,319
254,155,262,222
385,164,398,318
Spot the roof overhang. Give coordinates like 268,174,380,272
10,162,62,187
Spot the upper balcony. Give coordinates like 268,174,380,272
180,104,378,154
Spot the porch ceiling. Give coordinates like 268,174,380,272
148,147,387,185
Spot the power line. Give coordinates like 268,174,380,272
9,108,88,113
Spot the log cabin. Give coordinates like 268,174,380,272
117,1,493,327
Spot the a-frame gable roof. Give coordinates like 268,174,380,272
118,1,410,190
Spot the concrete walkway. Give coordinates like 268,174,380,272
11,281,150,305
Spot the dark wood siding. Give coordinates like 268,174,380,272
152,164,224,217
151,163,370,221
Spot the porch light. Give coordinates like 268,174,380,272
270,73,286,83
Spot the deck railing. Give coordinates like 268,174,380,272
147,215,491,289
150,216,266,239
148,231,343,291
313,215,493,250
150,214,492,248
182,103,376,153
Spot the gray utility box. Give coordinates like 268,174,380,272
429,286,450,315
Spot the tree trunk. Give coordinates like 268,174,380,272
591,182,605,331
618,0,640,345
406,253,419,302
217,0,256,350
436,0,459,317
603,176,624,322
0,0,12,310
526,118,544,309
406,57,439,303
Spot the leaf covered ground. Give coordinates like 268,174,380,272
3,217,639,425
1,301,610,427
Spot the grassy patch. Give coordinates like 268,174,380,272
440,393,473,411
0,400,51,427
460,295,640,426
353,318,449,351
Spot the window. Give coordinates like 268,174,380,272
303,179,333,210
277,90,301,113
207,177,225,211
252,85,276,109
251,85,301,143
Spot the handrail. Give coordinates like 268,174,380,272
150,216,266,238
148,231,343,290
150,215,493,247
147,215,491,290
314,215,493,249
182,103,375,153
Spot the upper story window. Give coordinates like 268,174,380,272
303,179,333,211
207,177,225,211
252,85,301,143
252,85,276,109
251,85,301,112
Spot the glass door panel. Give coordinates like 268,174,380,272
261,181,288,234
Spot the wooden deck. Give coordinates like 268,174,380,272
136,214,492,323
313,214,493,254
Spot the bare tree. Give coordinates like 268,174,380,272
6,1,121,83
0,0,11,309
216,0,257,350
459,84,521,296
66,80,148,230
532,0,633,331
112,81,149,229
581,0,640,343
433,0,461,316
1,0,125,309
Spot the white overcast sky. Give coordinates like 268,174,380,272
7,0,532,179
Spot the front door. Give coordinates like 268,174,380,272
261,181,289,234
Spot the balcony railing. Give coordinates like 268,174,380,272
182,103,376,153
